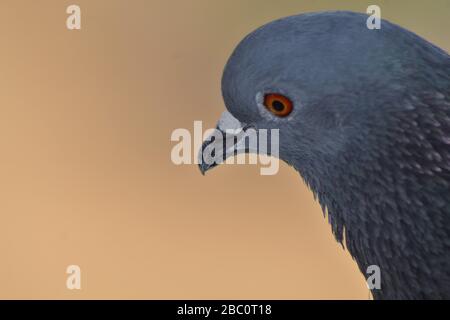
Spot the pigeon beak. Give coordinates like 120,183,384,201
198,139,219,175
198,111,255,175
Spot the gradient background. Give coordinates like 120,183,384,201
0,0,448,299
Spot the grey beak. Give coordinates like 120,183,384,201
198,140,220,175
198,111,256,175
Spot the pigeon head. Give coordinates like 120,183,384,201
199,11,450,299
217,11,445,175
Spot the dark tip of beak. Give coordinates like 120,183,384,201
198,138,220,175
198,160,220,175
198,162,206,175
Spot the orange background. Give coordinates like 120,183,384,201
0,0,448,299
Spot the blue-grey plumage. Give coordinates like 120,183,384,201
200,11,450,299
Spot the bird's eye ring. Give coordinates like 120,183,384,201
263,93,293,117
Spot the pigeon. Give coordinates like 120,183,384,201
198,11,450,299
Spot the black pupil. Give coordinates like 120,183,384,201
272,100,285,112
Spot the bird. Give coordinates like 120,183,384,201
198,11,450,299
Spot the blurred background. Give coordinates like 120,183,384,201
0,0,448,299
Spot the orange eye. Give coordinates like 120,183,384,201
263,93,293,117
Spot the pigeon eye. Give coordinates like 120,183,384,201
263,93,293,117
